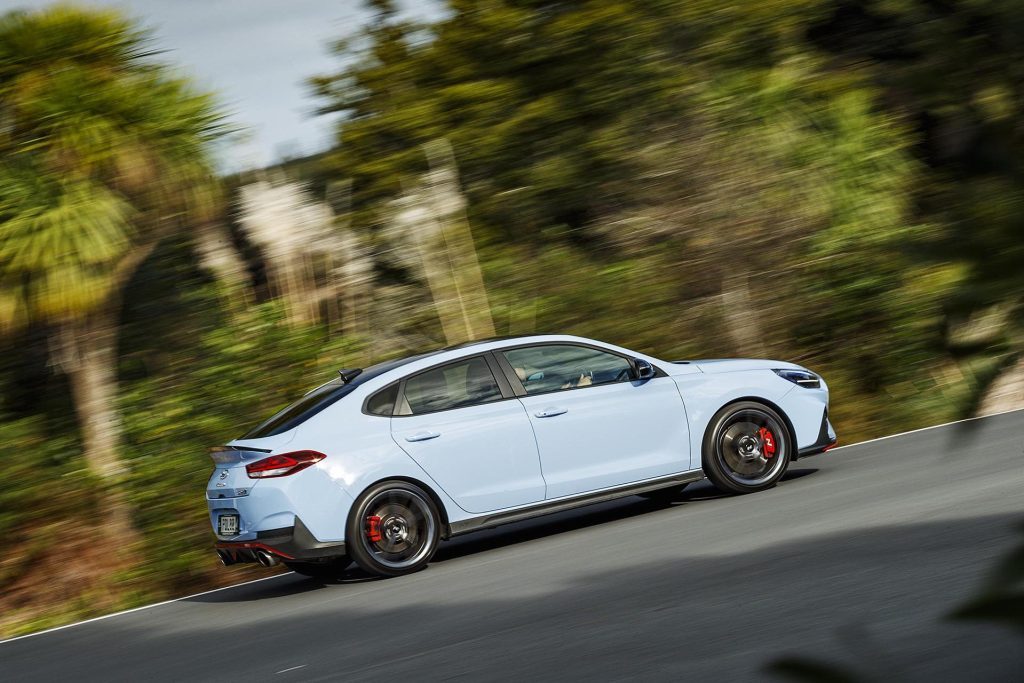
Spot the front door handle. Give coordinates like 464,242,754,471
405,431,441,442
535,407,568,418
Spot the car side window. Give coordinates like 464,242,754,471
401,356,503,415
366,383,399,416
502,345,635,395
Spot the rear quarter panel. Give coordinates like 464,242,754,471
284,394,474,539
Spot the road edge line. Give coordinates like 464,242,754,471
827,406,1023,451
0,572,294,645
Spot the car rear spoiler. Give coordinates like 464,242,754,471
209,445,272,465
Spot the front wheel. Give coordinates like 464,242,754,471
346,481,441,578
702,401,791,494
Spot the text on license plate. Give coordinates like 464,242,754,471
218,514,239,535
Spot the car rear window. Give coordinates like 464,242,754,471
241,379,356,438
239,353,435,438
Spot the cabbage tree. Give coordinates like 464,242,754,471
0,6,226,543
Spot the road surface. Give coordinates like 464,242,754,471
3,411,1023,681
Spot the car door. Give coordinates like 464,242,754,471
499,344,690,500
391,354,546,514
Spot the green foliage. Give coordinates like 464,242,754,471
308,0,1021,429
803,0,1024,403
311,0,703,240
0,4,226,327
119,299,369,589
0,417,86,541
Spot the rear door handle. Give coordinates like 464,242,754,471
405,431,441,442
535,407,568,418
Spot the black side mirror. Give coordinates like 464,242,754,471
634,358,656,380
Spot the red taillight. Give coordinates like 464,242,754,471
245,450,326,479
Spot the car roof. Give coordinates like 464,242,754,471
359,334,648,387
437,334,547,351
358,334,558,379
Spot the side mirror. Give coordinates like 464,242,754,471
634,358,656,380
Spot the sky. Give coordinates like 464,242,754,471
3,1,438,170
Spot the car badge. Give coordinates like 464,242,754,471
219,469,229,480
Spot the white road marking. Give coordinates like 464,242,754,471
826,406,1022,451
1,406,1020,646
276,665,307,674
0,572,294,645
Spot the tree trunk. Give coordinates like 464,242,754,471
424,139,496,341
61,303,140,552
194,221,251,309
721,273,766,357
415,214,473,345
976,355,1024,417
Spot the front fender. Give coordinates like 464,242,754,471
673,370,820,468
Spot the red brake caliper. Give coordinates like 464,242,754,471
366,515,383,543
758,427,777,458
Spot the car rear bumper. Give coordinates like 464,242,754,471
215,516,347,565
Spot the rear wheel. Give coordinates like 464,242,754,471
703,401,791,494
346,481,441,577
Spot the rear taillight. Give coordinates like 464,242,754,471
245,450,326,479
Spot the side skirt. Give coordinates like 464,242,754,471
447,470,706,537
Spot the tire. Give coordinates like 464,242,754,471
284,557,349,580
702,401,792,494
638,483,689,501
346,480,441,578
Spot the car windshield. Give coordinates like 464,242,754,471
239,352,435,438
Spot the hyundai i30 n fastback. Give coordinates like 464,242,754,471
208,335,837,577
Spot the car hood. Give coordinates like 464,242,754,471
680,358,805,374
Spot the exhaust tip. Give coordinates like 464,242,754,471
254,549,280,567
216,549,236,566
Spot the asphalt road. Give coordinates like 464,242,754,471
4,411,1024,682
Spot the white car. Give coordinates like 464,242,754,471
209,335,836,577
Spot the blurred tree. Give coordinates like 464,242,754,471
237,178,340,327
802,0,1024,411
193,221,251,312
0,6,225,546
386,140,495,345
311,0,697,242
312,1,956,427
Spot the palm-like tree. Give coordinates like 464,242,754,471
0,6,226,544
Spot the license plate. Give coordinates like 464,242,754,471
218,514,239,536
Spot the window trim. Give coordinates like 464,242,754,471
494,342,666,398
362,381,401,417
391,353,515,418
362,343,666,418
